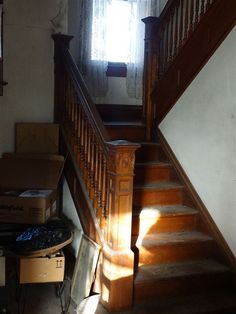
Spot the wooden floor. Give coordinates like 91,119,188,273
3,281,236,314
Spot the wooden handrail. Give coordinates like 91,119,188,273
52,34,140,311
143,0,236,134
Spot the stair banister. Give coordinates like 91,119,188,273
142,0,236,134
52,34,140,312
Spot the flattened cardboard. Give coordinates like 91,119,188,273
15,123,59,154
20,251,65,283
0,157,64,190
0,156,64,224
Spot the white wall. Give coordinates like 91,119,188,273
0,0,67,155
160,27,236,255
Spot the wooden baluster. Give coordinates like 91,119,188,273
84,118,89,186
200,0,205,18
101,156,107,218
184,0,190,43
206,0,211,11
89,132,95,200
87,126,92,195
189,0,195,33
70,86,75,147
179,0,184,49
158,31,164,78
67,81,72,137
73,96,78,151
76,105,81,162
97,146,102,224
80,111,85,177
100,155,107,231
61,71,66,127
67,81,72,136
195,0,200,26
165,18,170,69
94,141,99,213
64,80,68,133
174,1,180,58
169,7,175,63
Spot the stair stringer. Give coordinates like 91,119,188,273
157,128,236,274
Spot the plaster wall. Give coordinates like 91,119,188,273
0,0,67,155
160,27,236,255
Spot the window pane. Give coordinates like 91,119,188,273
91,0,136,63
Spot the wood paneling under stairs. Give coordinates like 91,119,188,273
103,116,236,312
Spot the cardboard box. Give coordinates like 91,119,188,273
15,123,59,154
0,156,64,224
0,256,5,287
20,251,65,283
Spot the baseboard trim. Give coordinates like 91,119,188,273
157,128,236,272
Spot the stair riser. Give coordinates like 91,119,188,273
132,214,198,235
106,127,145,141
136,146,165,162
137,241,215,266
135,166,172,184
133,188,183,207
134,271,232,300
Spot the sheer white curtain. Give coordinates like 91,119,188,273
77,0,159,100
126,0,159,99
78,0,108,98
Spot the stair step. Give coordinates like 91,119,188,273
133,231,215,265
131,290,236,314
133,181,184,207
132,205,199,235
104,122,146,141
136,142,166,162
134,259,232,300
135,161,173,184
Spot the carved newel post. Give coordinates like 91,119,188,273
100,140,140,312
142,17,159,141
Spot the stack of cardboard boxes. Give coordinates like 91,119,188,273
0,123,66,284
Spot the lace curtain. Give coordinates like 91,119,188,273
78,0,108,98
77,0,159,100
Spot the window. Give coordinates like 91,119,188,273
91,0,136,64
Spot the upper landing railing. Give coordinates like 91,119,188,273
143,0,236,139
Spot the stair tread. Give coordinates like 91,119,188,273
139,141,161,146
104,121,145,127
135,259,230,282
133,205,198,217
135,161,171,167
134,181,183,190
134,231,213,248
130,290,236,314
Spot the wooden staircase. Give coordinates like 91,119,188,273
104,116,236,313
52,0,236,305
